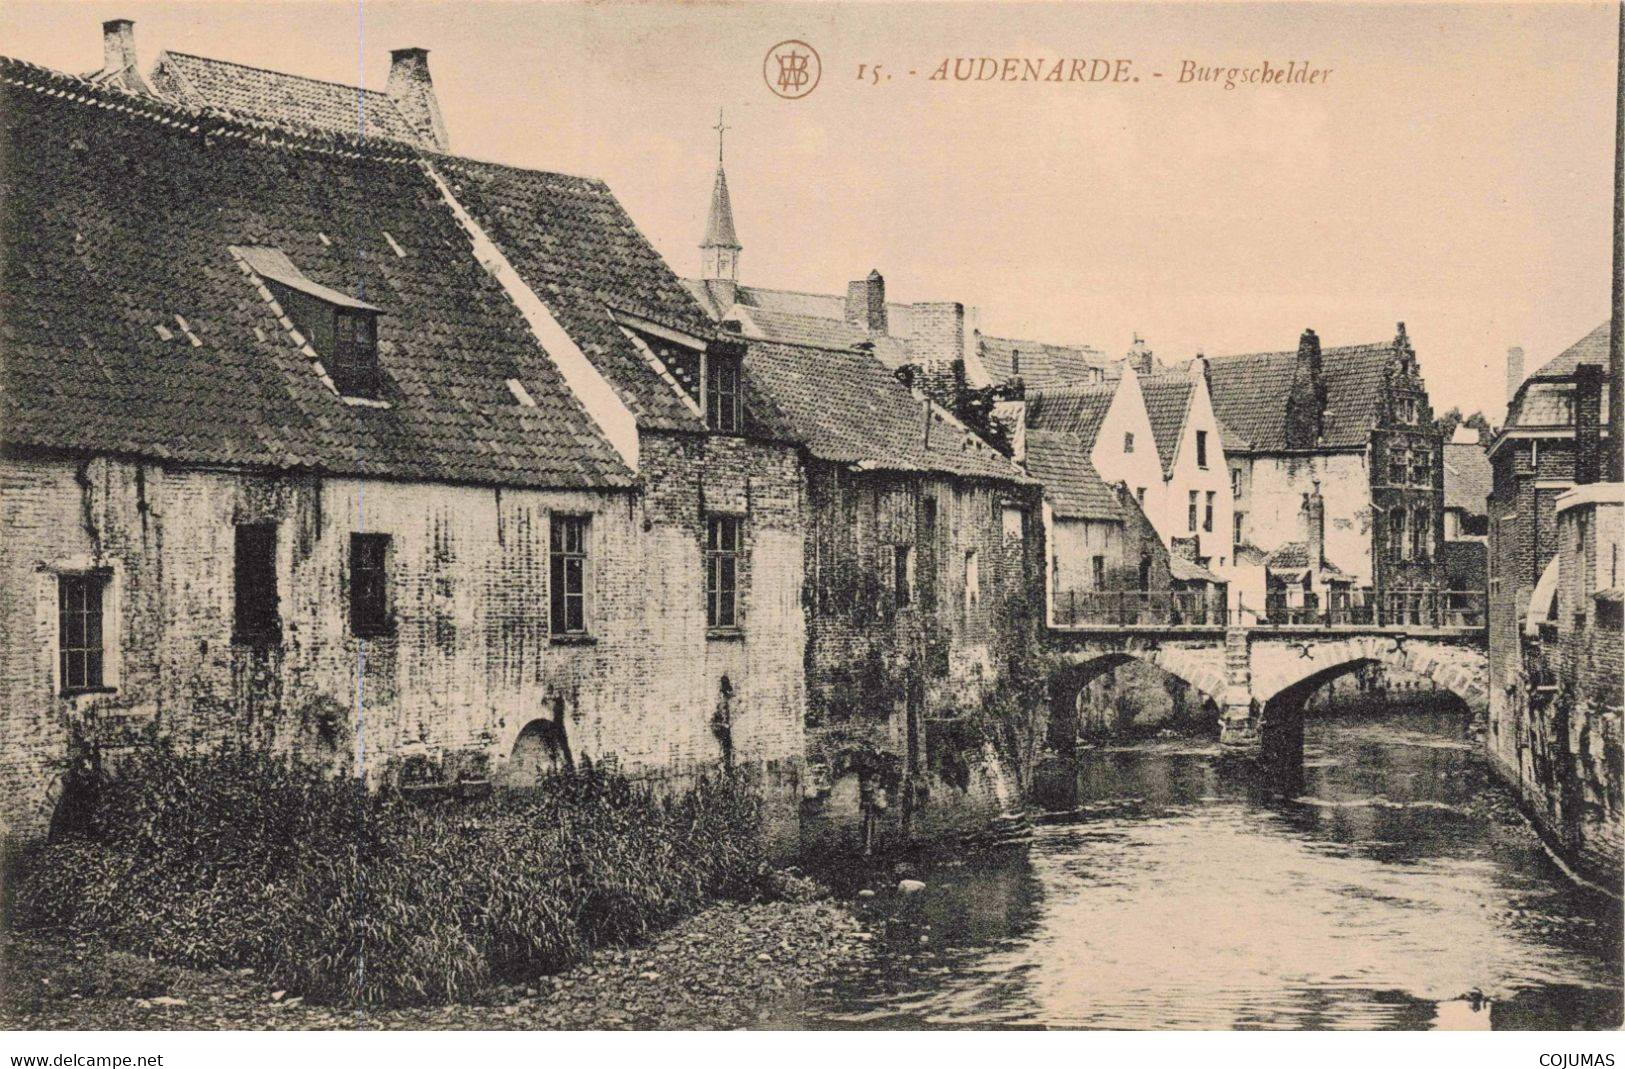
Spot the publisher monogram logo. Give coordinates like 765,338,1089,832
764,39,820,99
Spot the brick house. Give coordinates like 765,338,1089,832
1442,430,1492,593
1486,321,1614,820
1206,325,1449,622
740,338,1043,852
0,32,806,839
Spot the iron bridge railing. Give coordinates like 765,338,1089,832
1050,588,1487,631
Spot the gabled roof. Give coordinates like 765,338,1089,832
431,156,720,434
977,334,1107,392
1023,430,1121,520
742,340,1029,483
1443,441,1492,515
150,51,428,147
1505,321,1610,429
1138,372,1195,477
0,54,633,490
1024,381,1119,451
1202,341,1398,452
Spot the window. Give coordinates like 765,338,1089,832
233,523,280,643
1391,444,1408,485
1204,491,1215,533
892,544,913,609
706,515,743,629
330,311,381,398
1233,511,1246,546
1124,432,1135,453
1529,440,1541,470
1196,430,1209,469
1411,446,1430,486
1091,555,1106,590
349,534,391,637
1139,555,1152,591
963,549,980,614
1135,487,1147,507
1412,508,1430,561
1188,490,1199,532
550,514,589,635
58,571,107,693
706,354,741,432
1390,509,1408,561
1230,467,1242,499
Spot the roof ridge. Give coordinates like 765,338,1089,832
1204,340,1393,363
159,50,397,99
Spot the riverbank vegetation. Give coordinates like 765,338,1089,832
7,743,785,1007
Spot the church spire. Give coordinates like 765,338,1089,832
701,108,741,289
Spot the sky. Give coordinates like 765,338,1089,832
2,1,1617,421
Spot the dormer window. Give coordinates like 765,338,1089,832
706,352,741,432
231,245,385,401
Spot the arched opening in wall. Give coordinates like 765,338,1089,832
503,699,573,789
1259,659,1477,797
1049,654,1220,753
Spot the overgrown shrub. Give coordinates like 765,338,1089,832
12,742,772,1007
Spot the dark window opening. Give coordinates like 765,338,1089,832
330,311,381,399
59,571,107,693
1204,491,1216,533
1234,511,1246,545
1196,430,1209,469
706,354,742,432
1091,555,1106,590
1188,490,1199,532
1124,432,1135,453
893,544,913,608
550,514,589,635
234,523,280,643
350,533,391,637
1138,554,1152,591
707,515,743,628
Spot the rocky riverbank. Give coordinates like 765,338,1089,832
2,898,873,1030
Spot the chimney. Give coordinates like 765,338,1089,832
844,270,887,335
1574,362,1604,485
1285,328,1326,449
1305,475,1325,592
1506,346,1525,411
103,19,137,73
1127,334,1154,377
387,47,448,151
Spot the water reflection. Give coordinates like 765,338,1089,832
790,709,1622,1030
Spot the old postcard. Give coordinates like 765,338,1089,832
0,0,1620,1052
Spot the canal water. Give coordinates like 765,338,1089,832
782,708,1623,1029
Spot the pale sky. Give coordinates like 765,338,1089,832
3,1,1617,420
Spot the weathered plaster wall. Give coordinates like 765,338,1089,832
1239,452,1371,586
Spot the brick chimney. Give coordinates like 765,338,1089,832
1574,362,1604,485
1305,475,1325,593
844,270,887,335
1285,328,1326,449
1127,334,1154,377
95,19,151,94
387,47,448,151
1506,346,1525,413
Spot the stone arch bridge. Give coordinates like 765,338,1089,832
1046,623,1488,769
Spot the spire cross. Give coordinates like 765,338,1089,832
714,108,728,162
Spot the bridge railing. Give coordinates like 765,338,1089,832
1052,588,1486,630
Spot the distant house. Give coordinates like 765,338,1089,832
1139,361,1237,589
1486,321,1612,789
1023,431,1170,626
1022,369,1167,535
1442,429,1492,593
1205,325,1446,621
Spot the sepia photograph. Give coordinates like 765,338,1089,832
0,0,1620,1051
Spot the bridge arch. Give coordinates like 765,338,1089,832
1250,636,1488,720
1047,644,1229,748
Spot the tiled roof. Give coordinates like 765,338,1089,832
1507,321,1609,429
1443,442,1492,515
743,340,1029,482
1023,430,1121,520
1202,342,1396,451
150,51,427,147
1024,382,1118,451
978,334,1107,391
1138,372,1195,477
0,55,632,489
1264,541,1353,581
432,156,718,433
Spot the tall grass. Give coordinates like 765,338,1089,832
11,742,772,1006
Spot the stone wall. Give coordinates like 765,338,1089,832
0,434,809,843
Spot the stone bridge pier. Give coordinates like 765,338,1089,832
1046,626,1490,778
